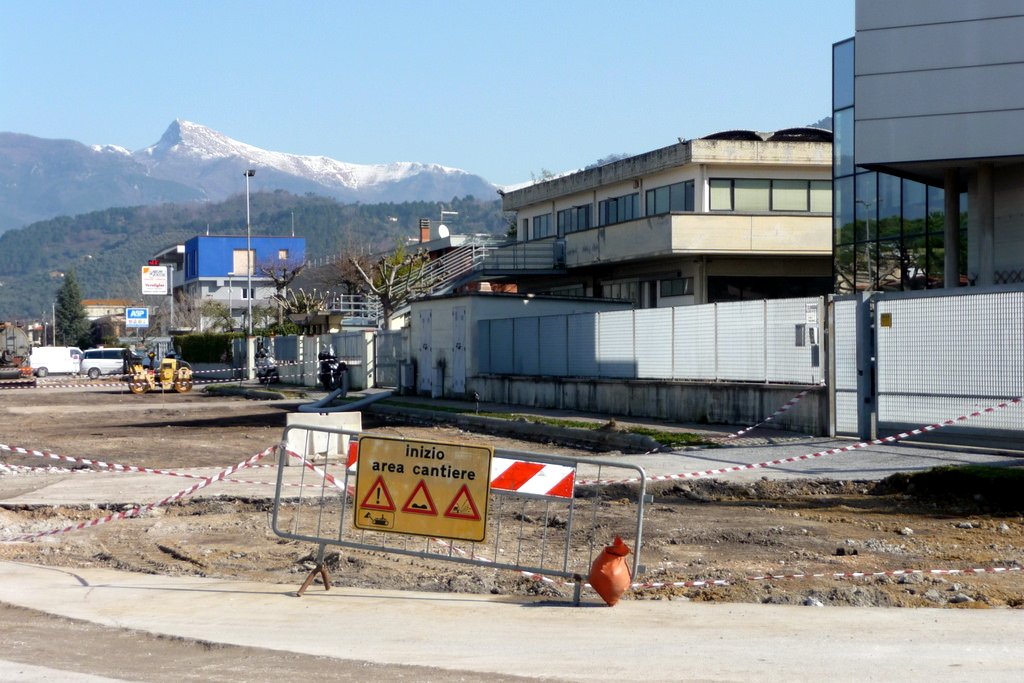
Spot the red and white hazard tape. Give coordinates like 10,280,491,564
583,396,1023,487
631,565,1024,590
0,442,328,490
644,389,813,454
0,448,274,542
724,389,811,439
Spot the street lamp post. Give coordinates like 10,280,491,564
227,272,235,330
244,169,255,337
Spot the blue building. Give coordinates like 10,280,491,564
152,234,306,332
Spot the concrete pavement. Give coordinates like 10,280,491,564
1,560,1023,682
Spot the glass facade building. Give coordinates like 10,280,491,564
832,39,967,293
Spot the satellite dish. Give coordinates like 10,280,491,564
438,224,450,238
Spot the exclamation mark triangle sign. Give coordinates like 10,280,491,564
443,484,481,520
360,475,396,511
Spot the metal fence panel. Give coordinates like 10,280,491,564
598,310,636,379
672,305,717,380
489,319,515,375
766,297,824,384
715,300,766,382
513,317,541,375
328,332,363,361
478,320,492,374
875,289,1024,434
635,308,673,379
831,296,860,436
567,313,599,377
538,315,569,376
271,425,647,602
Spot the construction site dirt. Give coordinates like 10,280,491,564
1,387,1022,680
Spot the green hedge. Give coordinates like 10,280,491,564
174,332,244,363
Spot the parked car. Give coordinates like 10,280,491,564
81,347,141,379
28,346,83,377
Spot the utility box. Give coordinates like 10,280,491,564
399,362,416,395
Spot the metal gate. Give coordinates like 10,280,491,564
271,423,648,603
373,330,402,388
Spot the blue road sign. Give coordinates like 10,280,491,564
126,307,149,328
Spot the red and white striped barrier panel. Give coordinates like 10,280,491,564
584,396,1023,486
490,457,575,498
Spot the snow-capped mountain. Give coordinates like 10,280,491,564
0,120,498,233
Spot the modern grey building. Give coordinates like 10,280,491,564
834,0,1024,292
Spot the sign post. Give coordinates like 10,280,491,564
353,435,492,542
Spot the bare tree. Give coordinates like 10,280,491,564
257,257,307,325
349,242,432,328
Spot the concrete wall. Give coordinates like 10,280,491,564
409,293,630,397
469,375,827,436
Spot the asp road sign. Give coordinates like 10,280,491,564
125,307,149,328
354,435,492,542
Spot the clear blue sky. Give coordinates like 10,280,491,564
2,1,853,188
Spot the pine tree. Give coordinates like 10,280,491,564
54,270,90,347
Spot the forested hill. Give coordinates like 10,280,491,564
0,192,506,321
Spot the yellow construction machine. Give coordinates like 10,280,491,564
125,351,193,394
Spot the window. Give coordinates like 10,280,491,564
711,179,831,212
659,277,694,298
278,249,289,260
598,193,639,226
735,179,770,211
557,205,592,234
533,213,553,238
645,180,694,215
233,249,254,275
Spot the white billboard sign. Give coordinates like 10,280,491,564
141,266,168,295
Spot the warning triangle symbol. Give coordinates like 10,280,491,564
360,475,396,511
401,479,438,516
443,484,481,521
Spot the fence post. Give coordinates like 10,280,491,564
855,292,877,440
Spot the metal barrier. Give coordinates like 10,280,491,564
271,423,647,603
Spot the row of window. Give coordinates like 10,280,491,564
709,179,831,212
525,178,827,239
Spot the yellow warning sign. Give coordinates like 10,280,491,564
353,435,492,542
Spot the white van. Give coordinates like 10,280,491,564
29,346,83,377
81,347,142,378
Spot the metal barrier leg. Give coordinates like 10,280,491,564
296,543,332,596
572,574,583,606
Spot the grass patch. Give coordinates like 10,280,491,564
378,400,714,446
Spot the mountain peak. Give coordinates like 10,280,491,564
147,119,238,159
